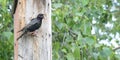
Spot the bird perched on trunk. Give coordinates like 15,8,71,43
17,14,44,40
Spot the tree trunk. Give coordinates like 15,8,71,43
14,0,52,60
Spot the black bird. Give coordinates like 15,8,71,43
17,14,44,40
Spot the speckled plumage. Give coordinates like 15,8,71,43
17,14,44,40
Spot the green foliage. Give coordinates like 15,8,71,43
0,0,13,60
0,0,120,60
52,0,120,60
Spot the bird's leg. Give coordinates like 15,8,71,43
31,31,38,37
31,31,36,36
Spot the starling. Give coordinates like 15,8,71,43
17,14,44,40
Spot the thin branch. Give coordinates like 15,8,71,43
113,46,120,51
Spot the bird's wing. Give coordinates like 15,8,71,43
17,18,38,40
25,18,38,29
18,18,37,32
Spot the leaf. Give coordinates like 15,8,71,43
93,52,99,60
53,42,60,51
61,48,67,53
80,20,91,35
84,37,95,46
55,21,63,30
53,3,63,9
66,53,75,60
3,32,12,39
81,0,89,6
74,47,80,60
100,47,112,58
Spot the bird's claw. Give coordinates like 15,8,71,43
31,31,38,37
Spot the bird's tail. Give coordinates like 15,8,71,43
17,27,25,33
17,31,26,40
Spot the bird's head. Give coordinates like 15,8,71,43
37,14,44,20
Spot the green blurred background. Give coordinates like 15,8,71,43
0,0,120,60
